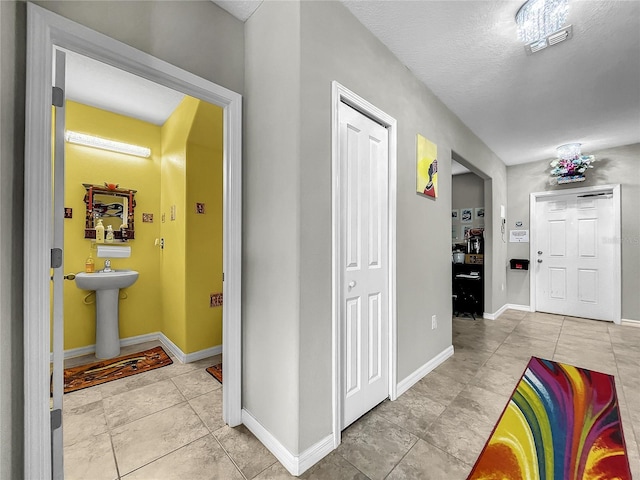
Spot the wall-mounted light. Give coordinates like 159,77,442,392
64,131,151,158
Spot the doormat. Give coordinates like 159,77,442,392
467,357,632,479
206,364,222,384
62,346,173,394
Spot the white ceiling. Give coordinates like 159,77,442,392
63,50,184,126
215,0,640,166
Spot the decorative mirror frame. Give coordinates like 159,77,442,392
83,183,136,240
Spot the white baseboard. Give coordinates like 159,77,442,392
241,409,334,476
53,331,221,365
621,318,640,328
483,303,532,320
396,345,454,397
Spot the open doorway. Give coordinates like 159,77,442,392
57,49,227,478
451,158,485,319
24,5,242,477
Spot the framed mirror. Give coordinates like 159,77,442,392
83,183,137,240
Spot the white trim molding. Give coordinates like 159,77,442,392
484,303,533,320
49,332,221,364
24,5,242,477
621,319,640,328
242,409,334,477
529,184,621,324
396,346,454,397
331,81,398,450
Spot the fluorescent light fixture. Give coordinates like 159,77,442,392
64,131,151,158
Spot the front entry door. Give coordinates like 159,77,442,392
534,190,615,321
338,102,389,429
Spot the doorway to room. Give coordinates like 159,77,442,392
451,158,486,319
24,5,242,478
54,48,227,478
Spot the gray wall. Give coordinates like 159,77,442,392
243,0,510,456
0,2,26,479
452,173,485,243
506,143,640,321
244,0,301,455
296,1,508,451
0,2,243,478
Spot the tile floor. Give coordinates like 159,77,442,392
63,312,640,479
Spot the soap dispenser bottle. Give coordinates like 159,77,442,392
105,225,114,243
85,248,95,273
95,219,105,244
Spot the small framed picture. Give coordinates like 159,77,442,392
195,203,206,214
142,213,153,223
451,209,459,220
461,208,473,223
462,225,473,239
451,225,458,241
475,207,485,219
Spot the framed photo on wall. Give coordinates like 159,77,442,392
452,209,459,220
461,208,473,223
475,207,485,219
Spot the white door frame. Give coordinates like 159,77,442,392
24,4,242,478
331,81,397,448
529,184,621,324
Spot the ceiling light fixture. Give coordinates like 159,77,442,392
516,0,571,55
64,131,151,158
556,142,581,160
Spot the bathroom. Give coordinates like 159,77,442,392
61,94,225,360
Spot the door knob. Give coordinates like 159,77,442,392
538,251,543,255
64,274,76,280
537,259,543,263
348,281,356,289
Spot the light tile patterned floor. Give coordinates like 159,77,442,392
63,312,640,479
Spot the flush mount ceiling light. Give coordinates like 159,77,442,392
556,142,581,160
64,131,151,158
516,0,572,55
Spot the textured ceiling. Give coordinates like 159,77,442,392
215,0,640,166
341,1,640,165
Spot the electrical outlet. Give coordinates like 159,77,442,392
431,315,437,330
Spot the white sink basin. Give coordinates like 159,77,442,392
74,270,139,359
75,270,139,291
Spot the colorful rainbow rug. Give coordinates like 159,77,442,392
468,357,632,480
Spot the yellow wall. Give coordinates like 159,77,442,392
159,97,198,351
185,102,224,352
64,101,162,350
60,98,223,355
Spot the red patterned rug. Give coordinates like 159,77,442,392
206,364,222,384
63,346,173,394
468,357,631,479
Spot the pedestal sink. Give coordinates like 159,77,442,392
75,270,139,359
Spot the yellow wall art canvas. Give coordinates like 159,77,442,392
416,134,438,198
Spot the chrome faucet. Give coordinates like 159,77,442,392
103,259,112,273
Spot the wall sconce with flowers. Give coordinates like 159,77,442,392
550,143,596,184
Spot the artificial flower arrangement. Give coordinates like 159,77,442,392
550,154,596,184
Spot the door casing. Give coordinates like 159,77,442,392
24,4,243,478
331,81,397,448
529,184,621,324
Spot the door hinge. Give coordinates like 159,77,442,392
222,272,224,281
51,409,62,430
52,87,64,108
51,248,62,269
